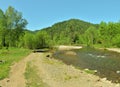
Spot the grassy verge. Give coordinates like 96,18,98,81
0,47,31,80
25,62,49,87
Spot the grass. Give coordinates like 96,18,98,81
0,47,31,80
25,62,50,87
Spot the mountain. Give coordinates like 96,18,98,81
41,19,98,33
39,19,99,45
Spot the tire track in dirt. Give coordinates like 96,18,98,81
0,53,37,87
0,52,120,87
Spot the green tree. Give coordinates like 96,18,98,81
85,26,98,46
107,22,118,45
112,34,120,47
43,19,97,45
23,32,34,49
99,21,120,47
0,9,7,48
35,31,51,49
5,6,28,47
99,21,109,47
110,22,120,47
78,34,86,44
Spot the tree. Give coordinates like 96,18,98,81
35,31,51,49
112,34,120,47
43,19,97,45
99,21,120,47
110,22,120,47
23,32,34,49
85,26,98,46
0,9,7,48
99,21,109,47
5,6,28,47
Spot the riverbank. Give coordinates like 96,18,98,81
25,53,120,87
57,45,120,53
1,46,120,87
57,45,82,50
55,46,120,83
107,48,120,53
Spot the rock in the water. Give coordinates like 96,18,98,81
94,70,97,73
116,70,120,74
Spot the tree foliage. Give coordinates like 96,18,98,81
40,19,120,48
0,6,27,48
1,6,120,49
0,9,7,48
99,21,120,47
5,6,28,47
85,26,98,46
42,19,98,45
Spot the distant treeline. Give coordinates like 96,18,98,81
41,19,120,48
0,6,120,49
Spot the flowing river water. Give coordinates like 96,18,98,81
53,48,120,83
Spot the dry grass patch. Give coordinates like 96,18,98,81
25,62,50,87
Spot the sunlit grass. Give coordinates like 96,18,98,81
0,47,31,80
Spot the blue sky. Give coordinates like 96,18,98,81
0,0,120,31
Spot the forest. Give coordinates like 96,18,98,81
0,6,120,49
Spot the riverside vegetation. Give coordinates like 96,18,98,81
1,6,120,50
0,48,30,80
0,6,120,85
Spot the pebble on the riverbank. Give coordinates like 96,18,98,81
116,70,120,74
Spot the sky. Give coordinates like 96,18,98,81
0,0,120,31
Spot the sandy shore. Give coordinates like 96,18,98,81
107,48,120,53
58,45,120,53
57,45,82,50
31,53,120,87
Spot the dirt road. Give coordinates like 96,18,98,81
0,52,120,87
0,53,36,87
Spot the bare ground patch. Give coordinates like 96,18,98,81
0,52,120,87
0,53,36,87
28,53,120,87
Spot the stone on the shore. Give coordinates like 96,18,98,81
116,70,120,74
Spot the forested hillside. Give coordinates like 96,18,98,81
1,6,120,49
40,19,120,48
41,19,98,45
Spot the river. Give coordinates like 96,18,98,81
53,48,120,83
